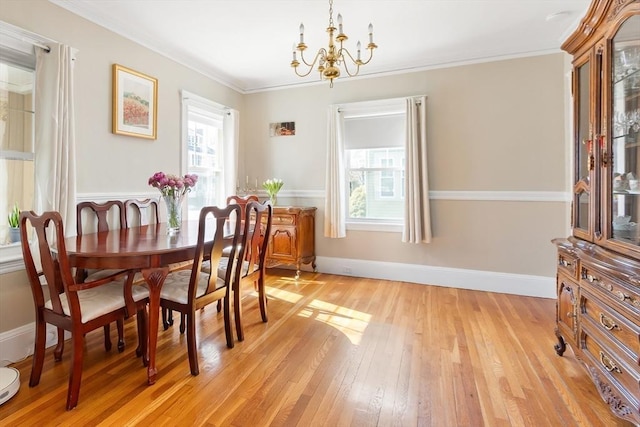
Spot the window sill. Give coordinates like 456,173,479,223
0,244,25,274
346,221,402,233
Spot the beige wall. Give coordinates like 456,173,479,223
0,0,570,336
242,54,569,275
0,270,34,331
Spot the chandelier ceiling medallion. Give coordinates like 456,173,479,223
291,0,377,87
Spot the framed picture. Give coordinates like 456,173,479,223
112,64,158,139
269,121,295,137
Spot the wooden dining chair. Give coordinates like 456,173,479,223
208,200,273,341
75,200,131,353
231,200,273,341
159,204,242,375
19,210,149,410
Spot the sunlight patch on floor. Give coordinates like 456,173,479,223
262,282,371,344
264,286,304,304
272,275,325,286
298,299,372,345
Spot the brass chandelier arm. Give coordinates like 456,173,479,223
337,47,375,77
292,48,328,78
300,48,327,69
338,50,360,77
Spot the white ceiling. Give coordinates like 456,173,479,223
49,0,590,93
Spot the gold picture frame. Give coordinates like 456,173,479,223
112,64,158,139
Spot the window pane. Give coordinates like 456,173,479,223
0,61,34,246
347,146,404,221
349,169,404,220
186,111,223,220
1,158,34,243
0,64,34,153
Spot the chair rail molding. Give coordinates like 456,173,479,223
265,190,570,202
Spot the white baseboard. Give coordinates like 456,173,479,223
315,256,556,299
0,323,67,367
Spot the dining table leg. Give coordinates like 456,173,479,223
141,267,170,385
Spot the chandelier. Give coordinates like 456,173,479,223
291,0,377,87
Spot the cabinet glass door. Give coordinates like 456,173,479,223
574,57,592,238
610,15,640,246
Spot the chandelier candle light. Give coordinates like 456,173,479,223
291,0,377,87
148,172,198,234
263,178,284,206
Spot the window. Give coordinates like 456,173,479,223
181,91,233,221
0,42,35,249
343,103,406,225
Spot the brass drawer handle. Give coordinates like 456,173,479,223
559,258,572,267
599,313,618,331
600,281,614,292
585,272,613,291
599,351,622,374
615,291,631,303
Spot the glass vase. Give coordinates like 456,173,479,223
163,193,184,234
269,193,277,206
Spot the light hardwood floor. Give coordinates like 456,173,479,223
0,269,634,426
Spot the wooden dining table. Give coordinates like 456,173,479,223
63,219,218,385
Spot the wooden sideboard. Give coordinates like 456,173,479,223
554,1,640,424
265,206,316,279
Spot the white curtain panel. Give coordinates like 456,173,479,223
35,44,77,236
403,96,432,243
324,105,346,238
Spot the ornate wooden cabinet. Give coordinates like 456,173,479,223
554,1,640,424
265,206,316,279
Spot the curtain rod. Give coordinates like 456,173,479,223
336,95,425,113
0,20,54,53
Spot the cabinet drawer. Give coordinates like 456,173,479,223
580,263,640,316
581,287,640,365
271,214,296,226
557,248,579,279
581,326,640,416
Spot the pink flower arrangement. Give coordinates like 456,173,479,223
148,172,198,197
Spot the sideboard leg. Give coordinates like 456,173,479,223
554,329,566,356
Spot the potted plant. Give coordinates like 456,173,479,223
7,203,20,243
262,178,284,206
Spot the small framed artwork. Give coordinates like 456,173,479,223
269,121,296,137
112,64,158,139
